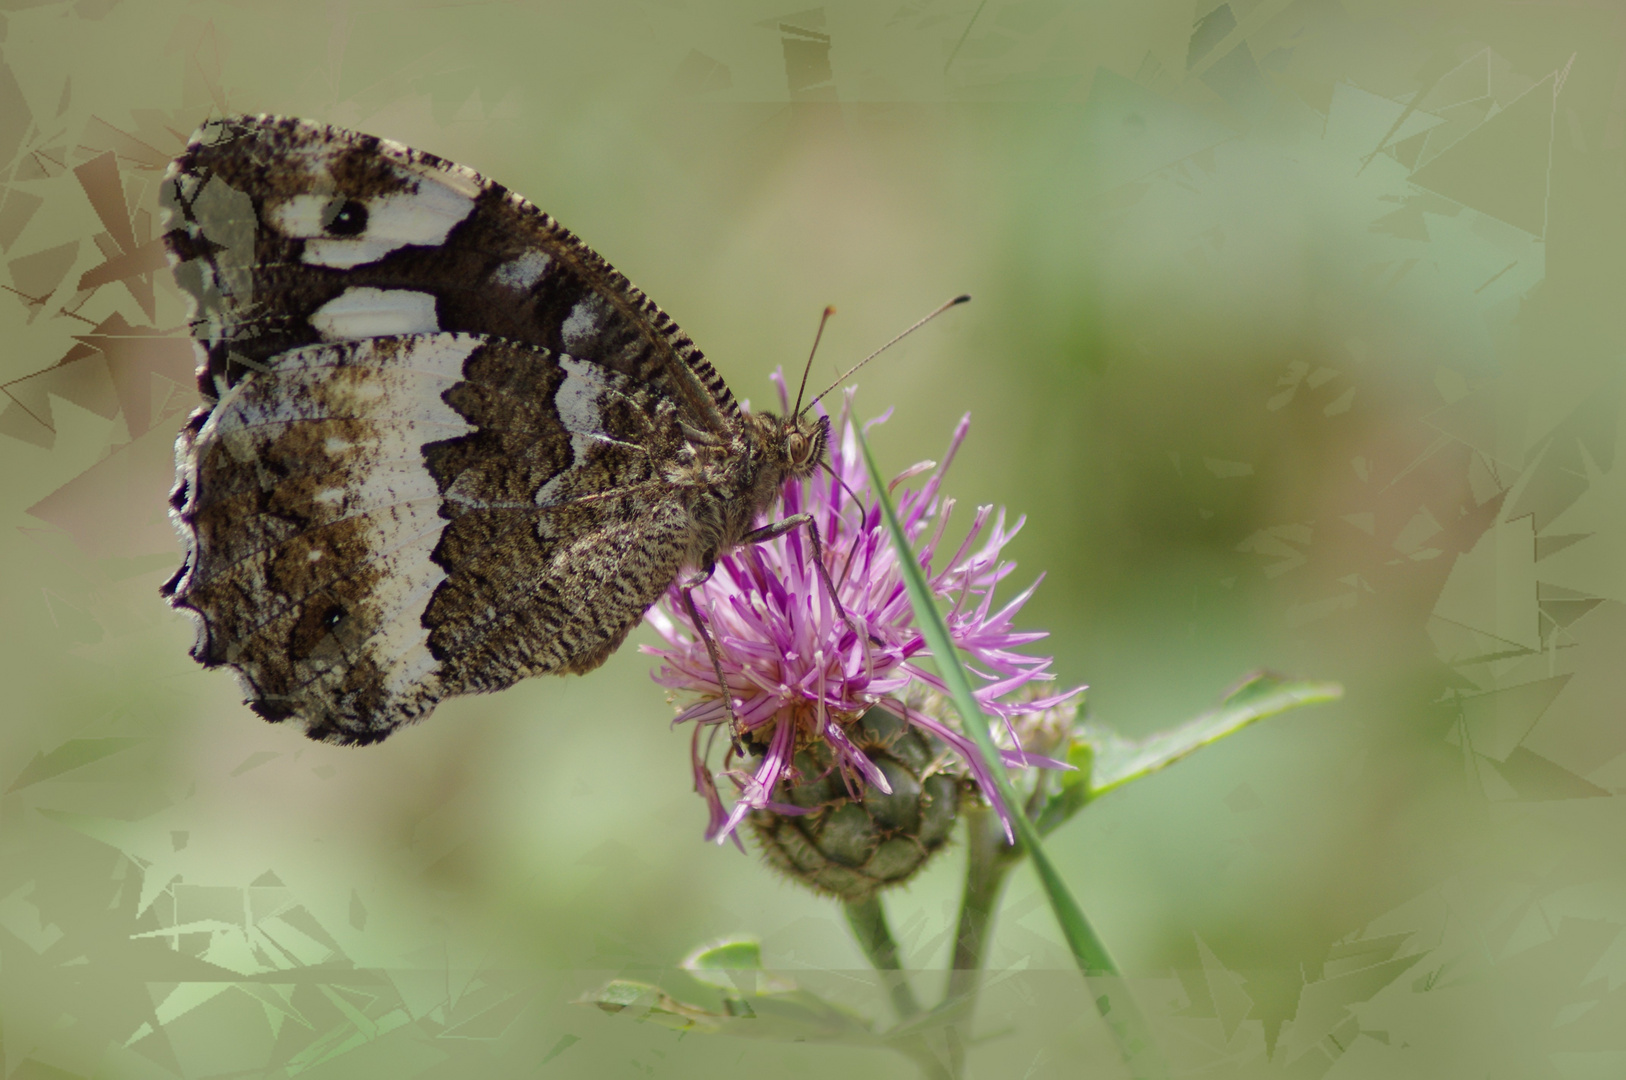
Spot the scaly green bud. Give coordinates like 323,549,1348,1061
748,708,964,902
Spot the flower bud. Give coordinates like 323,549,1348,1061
920,685,1084,813
748,708,964,902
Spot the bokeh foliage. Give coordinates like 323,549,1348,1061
3,2,1624,1077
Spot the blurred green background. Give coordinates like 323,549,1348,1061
3,1,1623,1076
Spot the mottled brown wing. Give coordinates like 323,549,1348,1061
167,332,697,744
160,113,738,434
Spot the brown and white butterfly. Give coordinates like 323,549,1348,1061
161,114,842,744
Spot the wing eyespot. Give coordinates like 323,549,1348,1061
323,199,369,236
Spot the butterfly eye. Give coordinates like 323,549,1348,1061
322,199,369,237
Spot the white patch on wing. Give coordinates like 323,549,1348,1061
267,177,477,269
355,535,449,700
492,250,553,291
311,288,439,339
366,547,452,698
208,336,477,463
533,355,613,507
279,332,479,379
303,238,408,269
560,295,612,354
195,335,486,716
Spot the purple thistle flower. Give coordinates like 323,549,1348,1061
644,380,1081,845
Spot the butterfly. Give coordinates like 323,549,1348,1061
160,114,842,745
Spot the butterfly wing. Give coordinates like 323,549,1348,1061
168,333,698,743
162,114,738,432
161,116,732,740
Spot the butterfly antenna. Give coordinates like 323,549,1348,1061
792,305,836,418
802,294,970,415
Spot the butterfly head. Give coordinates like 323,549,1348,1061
782,411,831,478
742,409,831,495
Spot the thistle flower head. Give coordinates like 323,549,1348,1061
644,380,1081,848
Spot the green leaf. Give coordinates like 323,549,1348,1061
577,979,724,1033
682,938,795,996
1031,672,1340,835
1033,739,1094,836
580,941,878,1045
684,938,763,972
1085,671,1343,799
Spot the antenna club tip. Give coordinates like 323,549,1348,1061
951,293,971,305
824,304,837,316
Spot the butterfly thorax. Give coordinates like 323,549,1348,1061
674,410,831,570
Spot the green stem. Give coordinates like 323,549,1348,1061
843,895,924,1021
895,1043,956,1080
941,803,1014,1080
947,804,1011,1004
846,898,957,1080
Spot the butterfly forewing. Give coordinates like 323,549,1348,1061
163,115,737,429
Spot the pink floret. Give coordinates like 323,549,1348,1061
644,381,1082,844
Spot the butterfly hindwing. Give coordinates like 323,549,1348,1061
170,333,476,737
168,332,698,743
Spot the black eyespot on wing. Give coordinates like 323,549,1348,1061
290,602,347,661
323,199,369,236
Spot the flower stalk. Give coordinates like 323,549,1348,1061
946,802,1009,1005
843,896,922,1021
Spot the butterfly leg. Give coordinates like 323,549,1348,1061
679,566,747,746
740,514,879,656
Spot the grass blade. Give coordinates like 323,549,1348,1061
855,429,1165,1077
